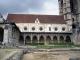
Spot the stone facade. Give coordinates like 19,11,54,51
1,0,80,45
16,19,72,45
0,14,20,45
58,0,80,44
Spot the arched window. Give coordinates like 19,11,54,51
61,0,63,7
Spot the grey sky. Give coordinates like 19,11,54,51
0,0,59,19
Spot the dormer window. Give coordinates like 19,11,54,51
35,18,40,23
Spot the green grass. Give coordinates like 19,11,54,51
49,42,74,45
25,42,44,45
0,49,12,59
37,45,70,49
25,42,80,49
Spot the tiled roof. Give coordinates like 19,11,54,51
6,14,66,24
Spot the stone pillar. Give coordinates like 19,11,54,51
38,35,39,43
3,29,9,45
44,36,46,45
31,35,33,43
51,36,53,43
64,36,66,43
24,34,26,44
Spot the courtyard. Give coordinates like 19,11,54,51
0,46,80,60
22,50,80,60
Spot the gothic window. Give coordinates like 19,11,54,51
49,27,51,31
70,0,77,14
32,27,35,31
24,27,27,30
61,0,63,7
39,27,43,31
62,27,65,31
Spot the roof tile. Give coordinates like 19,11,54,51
6,14,66,24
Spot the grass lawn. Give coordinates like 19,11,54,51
37,44,80,49
0,49,13,59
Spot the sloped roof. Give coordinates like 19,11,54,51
6,14,66,24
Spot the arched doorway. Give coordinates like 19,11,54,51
0,27,4,44
66,36,71,42
33,36,37,43
18,35,24,44
60,36,64,42
46,36,51,44
26,36,31,43
53,36,57,42
39,36,44,43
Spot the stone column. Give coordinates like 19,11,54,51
38,35,39,44
44,36,46,45
51,36,53,43
3,29,9,45
64,36,66,43
31,34,33,43
24,34,26,44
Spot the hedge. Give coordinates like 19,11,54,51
49,42,74,45
25,42,44,45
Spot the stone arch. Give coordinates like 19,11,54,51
26,35,31,43
18,35,24,44
39,36,44,43
66,36,71,42
46,35,51,44
0,27,4,44
53,36,58,42
32,36,37,43
60,36,64,42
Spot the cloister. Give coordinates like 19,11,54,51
18,33,72,45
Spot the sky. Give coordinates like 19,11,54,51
0,0,59,19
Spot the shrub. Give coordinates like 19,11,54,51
49,42,74,45
25,42,44,45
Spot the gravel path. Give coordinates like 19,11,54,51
22,51,80,60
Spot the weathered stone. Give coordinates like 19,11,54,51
69,58,79,60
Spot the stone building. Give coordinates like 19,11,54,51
6,14,72,45
0,14,20,45
58,0,80,44
0,0,80,45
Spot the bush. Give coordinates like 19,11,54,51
73,44,80,47
49,42,74,45
25,42,44,45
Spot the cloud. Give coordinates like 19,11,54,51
0,0,59,19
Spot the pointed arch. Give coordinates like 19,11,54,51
60,36,64,42
66,36,71,42
33,36,37,43
18,35,24,44
53,36,58,42
0,27,4,43
46,36,51,44
39,36,44,43
26,36,31,43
